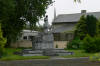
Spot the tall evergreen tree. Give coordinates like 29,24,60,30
75,15,87,39
75,15,98,39
86,15,98,37
97,20,100,35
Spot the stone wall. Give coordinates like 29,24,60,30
54,41,68,49
11,40,32,48
11,40,68,49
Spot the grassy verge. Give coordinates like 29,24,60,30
0,56,50,61
0,48,49,61
63,50,95,58
90,53,100,61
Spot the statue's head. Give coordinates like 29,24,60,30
46,15,48,18
44,15,48,22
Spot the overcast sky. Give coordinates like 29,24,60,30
40,0,100,25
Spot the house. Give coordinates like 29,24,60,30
11,30,38,48
52,10,100,48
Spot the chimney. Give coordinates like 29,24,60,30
81,10,86,15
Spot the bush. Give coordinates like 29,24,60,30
56,44,58,48
67,37,83,50
83,35,100,53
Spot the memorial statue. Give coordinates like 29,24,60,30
32,15,54,50
22,15,73,56
43,15,51,33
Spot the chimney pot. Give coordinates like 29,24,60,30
81,10,86,15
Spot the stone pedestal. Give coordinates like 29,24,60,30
32,32,54,50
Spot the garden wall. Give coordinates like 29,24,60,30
11,40,68,49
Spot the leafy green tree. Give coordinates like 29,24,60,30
86,15,98,37
0,0,52,47
0,23,6,57
0,0,25,47
16,0,53,29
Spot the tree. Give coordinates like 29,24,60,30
97,20,100,36
75,15,87,39
0,0,53,47
75,15,98,39
86,15,98,37
0,0,25,47
16,0,53,29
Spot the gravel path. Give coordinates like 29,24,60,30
0,57,100,66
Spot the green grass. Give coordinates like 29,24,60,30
0,48,49,61
90,53,100,61
0,55,50,61
63,50,95,58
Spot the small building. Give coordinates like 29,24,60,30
52,10,100,48
20,30,38,41
11,30,38,48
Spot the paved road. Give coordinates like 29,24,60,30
0,57,100,66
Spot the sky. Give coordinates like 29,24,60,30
40,0,100,25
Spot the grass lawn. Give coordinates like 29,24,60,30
0,48,50,61
90,53,100,61
63,50,95,58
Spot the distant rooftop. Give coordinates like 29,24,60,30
53,11,100,23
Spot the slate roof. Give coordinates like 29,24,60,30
52,24,75,33
53,12,100,23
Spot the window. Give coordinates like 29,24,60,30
54,33,74,41
23,36,27,40
28,36,34,41
54,33,61,41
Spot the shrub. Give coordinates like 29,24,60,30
56,44,58,48
94,37,100,52
83,35,100,53
67,37,83,50
0,24,6,57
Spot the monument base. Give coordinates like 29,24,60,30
21,49,74,56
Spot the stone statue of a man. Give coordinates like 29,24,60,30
44,15,48,23
44,15,51,33
44,15,49,28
